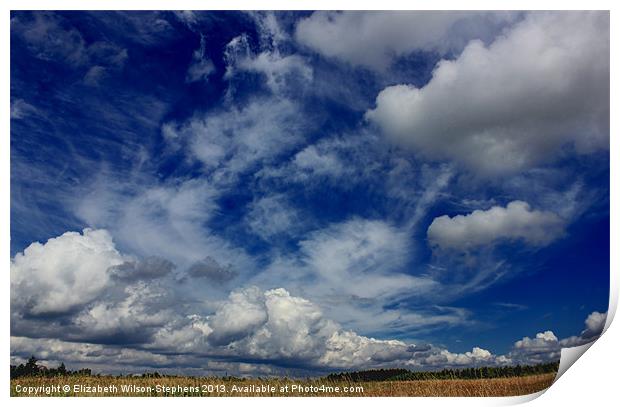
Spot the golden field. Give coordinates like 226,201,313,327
11,373,556,397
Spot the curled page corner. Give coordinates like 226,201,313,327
504,342,600,406
554,341,596,382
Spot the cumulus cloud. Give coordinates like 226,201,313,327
419,346,505,368
10,230,187,346
507,330,563,365
75,176,255,276
427,201,565,251
7,229,477,372
10,229,125,315
366,11,609,174
14,286,437,373
580,311,607,339
295,11,516,71
10,336,171,372
206,287,268,346
220,288,338,362
186,287,449,370
248,217,450,336
9,228,608,374
71,282,175,345
509,311,607,364
560,311,607,347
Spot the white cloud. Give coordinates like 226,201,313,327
560,311,608,347
225,13,312,93
186,34,215,83
9,229,459,371
295,11,516,71
9,228,608,374
12,12,88,65
245,194,303,240
256,132,381,186
249,217,449,336
13,285,439,372
168,97,307,179
509,331,561,364
581,311,607,339
75,177,255,275
256,131,453,235
320,331,413,369
427,201,565,251
298,218,427,299
10,336,176,374
173,11,199,29
366,11,609,174
509,311,607,364
10,99,38,119
10,229,125,315
292,145,346,178
420,346,498,367
467,346,492,360
516,330,558,347
77,77,312,282
12,12,128,80
93,12,176,47
72,282,174,344
207,287,268,346
227,288,339,362
83,65,108,85
180,287,441,370
225,34,312,93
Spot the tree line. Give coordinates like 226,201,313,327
10,356,92,379
325,361,560,382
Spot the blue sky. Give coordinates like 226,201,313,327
10,11,609,375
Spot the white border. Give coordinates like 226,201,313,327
2,1,617,406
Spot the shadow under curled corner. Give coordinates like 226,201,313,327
555,294,616,383
503,342,598,405
504,304,616,405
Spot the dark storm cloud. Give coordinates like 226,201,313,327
110,257,176,281
187,257,238,284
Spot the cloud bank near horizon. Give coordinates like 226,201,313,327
10,228,607,375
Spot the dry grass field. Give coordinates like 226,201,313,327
11,373,556,397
